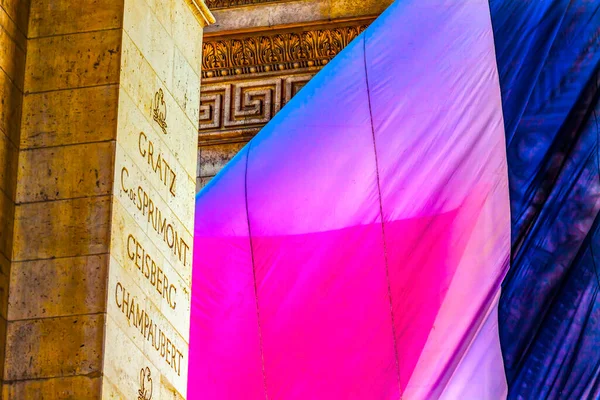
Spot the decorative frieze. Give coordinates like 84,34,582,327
199,18,373,144
201,19,370,79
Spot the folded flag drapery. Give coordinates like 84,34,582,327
188,0,600,398
190,0,510,398
492,0,600,398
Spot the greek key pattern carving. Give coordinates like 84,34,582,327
206,0,283,9
199,74,312,143
202,21,369,79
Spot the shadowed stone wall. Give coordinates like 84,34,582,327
0,0,30,392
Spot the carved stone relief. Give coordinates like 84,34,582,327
201,21,369,80
199,18,372,145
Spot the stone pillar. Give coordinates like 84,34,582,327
0,0,30,391
0,0,213,398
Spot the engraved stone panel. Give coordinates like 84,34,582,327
106,257,189,393
103,315,166,399
116,89,197,224
102,1,209,397
110,200,191,333
120,34,199,175
113,148,193,271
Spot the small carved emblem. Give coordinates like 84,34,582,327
152,89,168,135
138,366,153,400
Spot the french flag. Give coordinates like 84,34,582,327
189,0,600,398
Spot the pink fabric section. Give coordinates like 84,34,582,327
402,185,510,399
189,151,265,400
366,0,511,396
193,196,485,399
255,224,397,399
388,194,485,391
188,0,510,398
439,298,508,400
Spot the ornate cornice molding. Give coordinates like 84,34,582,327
201,18,371,79
199,18,374,145
206,0,288,10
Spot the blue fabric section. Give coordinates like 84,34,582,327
490,0,600,397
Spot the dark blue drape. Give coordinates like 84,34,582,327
490,0,600,398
